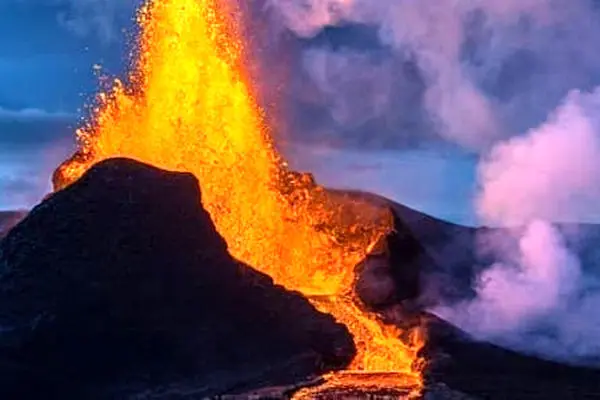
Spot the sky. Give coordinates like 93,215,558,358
2,0,600,226
0,1,131,211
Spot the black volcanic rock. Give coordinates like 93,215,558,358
335,190,438,307
420,313,600,400
352,209,433,310
0,158,355,398
339,190,485,306
386,207,438,304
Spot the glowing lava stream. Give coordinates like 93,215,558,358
54,0,422,384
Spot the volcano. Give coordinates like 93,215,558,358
0,158,357,398
3,159,600,398
4,0,600,397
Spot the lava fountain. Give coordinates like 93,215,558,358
54,0,422,386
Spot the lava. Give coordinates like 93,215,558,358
54,0,422,385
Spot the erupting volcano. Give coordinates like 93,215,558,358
53,0,422,390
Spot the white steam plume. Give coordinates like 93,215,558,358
434,88,600,365
478,89,600,226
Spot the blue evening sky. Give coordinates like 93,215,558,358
0,1,132,211
0,2,478,223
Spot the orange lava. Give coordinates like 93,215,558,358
54,0,423,384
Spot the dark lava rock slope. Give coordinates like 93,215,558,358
421,314,600,400
0,158,355,399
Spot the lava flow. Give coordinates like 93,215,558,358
54,0,423,385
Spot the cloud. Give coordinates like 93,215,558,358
54,0,138,43
263,0,600,151
0,107,75,121
477,88,600,225
6,0,139,43
436,221,581,335
434,87,600,366
0,174,48,210
301,48,395,130
0,119,74,210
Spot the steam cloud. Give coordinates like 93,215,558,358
477,89,600,226
264,0,600,365
264,0,600,150
434,89,600,364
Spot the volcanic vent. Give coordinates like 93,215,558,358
54,0,423,392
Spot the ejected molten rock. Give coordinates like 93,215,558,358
54,0,423,382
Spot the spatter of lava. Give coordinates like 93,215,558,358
54,0,423,383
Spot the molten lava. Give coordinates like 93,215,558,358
55,0,422,385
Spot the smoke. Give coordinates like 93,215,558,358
434,88,600,365
443,221,580,334
264,0,600,151
301,48,394,131
477,89,600,226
